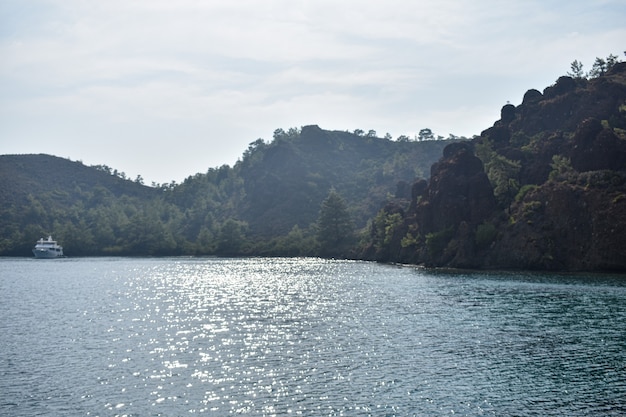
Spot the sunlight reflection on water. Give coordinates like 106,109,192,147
1,257,625,416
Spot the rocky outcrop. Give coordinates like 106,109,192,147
569,118,626,172
369,61,626,271
423,142,496,234
378,142,498,268
510,63,626,135
489,173,626,271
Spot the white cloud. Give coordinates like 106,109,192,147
1,0,625,183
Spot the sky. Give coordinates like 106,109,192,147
1,1,625,185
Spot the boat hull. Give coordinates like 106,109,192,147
33,249,64,259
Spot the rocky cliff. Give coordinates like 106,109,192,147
367,63,626,271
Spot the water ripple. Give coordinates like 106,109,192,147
1,258,625,416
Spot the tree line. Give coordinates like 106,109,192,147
0,181,357,259
567,52,625,79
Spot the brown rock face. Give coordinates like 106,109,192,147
394,142,498,267
491,176,626,271
424,142,496,234
569,118,626,172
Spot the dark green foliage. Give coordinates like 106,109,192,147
475,138,521,208
216,219,248,255
258,225,317,257
549,155,575,182
418,128,434,141
567,59,585,79
235,125,453,237
370,210,403,251
515,184,539,202
1,129,453,257
425,227,455,257
475,221,497,248
0,155,194,256
316,189,355,257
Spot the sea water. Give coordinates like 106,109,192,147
1,257,625,416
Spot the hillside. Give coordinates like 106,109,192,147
0,154,161,255
363,62,626,271
0,132,454,256
0,154,155,207
235,125,454,236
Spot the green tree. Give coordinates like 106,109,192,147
316,189,355,257
271,225,316,257
425,226,455,257
588,57,607,78
125,210,177,255
371,210,403,251
606,54,620,70
418,128,434,141
549,155,575,182
587,54,620,78
567,59,585,78
196,226,216,254
216,218,248,255
273,128,286,140
475,138,520,209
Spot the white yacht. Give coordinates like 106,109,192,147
33,236,64,258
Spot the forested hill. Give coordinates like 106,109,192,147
363,61,626,271
0,129,456,256
0,154,161,255
0,154,155,206
233,125,455,236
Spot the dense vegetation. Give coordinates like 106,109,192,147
0,128,456,257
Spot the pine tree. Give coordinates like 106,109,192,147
316,189,355,257
567,60,584,78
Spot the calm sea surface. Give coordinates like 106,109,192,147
1,257,625,416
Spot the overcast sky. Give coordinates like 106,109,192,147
1,1,625,184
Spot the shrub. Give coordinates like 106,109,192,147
425,226,455,256
475,222,498,248
515,184,538,202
